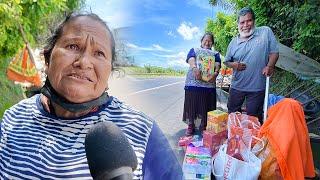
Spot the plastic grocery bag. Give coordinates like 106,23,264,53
212,144,261,180
227,112,261,149
252,137,283,180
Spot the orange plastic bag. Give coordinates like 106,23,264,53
253,137,283,180
227,112,261,148
260,98,315,179
7,46,42,87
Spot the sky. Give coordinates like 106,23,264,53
85,0,224,69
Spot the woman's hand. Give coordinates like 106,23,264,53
208,71,219,83
192,67,202,80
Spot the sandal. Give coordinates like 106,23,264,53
185,124,195,136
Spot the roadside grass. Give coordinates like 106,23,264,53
121,65,187,77
0,59,24,118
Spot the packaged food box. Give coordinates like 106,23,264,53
183,145,212,180
203,130,227,156
198,55,215,82
207,110,228,123
206,110,228,133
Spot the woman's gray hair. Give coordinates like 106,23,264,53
237,7,255,23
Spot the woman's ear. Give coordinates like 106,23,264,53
44,63,49,74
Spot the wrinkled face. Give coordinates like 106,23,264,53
46,16,112,103
201,35,213,49
238,13,255,38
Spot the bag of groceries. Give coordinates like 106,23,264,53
227,112,261,151
252,137,283,180
212,144,261,180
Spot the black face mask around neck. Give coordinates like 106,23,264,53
40,79,110,113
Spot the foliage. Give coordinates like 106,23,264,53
0,57,24,117
208,0,235,11
124,66,186,77
0,0,82,60
212,0,320,62
207,0,320,62
0,0,81,118
206,13,238,55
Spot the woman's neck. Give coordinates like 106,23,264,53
41,95,92,118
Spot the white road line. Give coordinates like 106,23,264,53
128,81,185,96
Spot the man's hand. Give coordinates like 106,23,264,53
230,62,246,71
262,66,275,76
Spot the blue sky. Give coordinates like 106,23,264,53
85,0,224,69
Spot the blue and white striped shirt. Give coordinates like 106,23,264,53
0,95,183,179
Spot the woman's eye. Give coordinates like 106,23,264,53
96,51,105,57
66,44,79,50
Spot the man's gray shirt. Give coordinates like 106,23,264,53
225,26,279,91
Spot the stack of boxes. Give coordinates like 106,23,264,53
203,110,228,156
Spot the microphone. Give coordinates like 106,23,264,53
85,121,138,180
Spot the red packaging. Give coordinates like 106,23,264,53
203,130,227,155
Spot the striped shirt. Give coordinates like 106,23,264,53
0,94,154,179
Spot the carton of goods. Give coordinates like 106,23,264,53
203,130,227,156
198,55,215,82
206,110,228,133
183,145,212,180
207,110,228,123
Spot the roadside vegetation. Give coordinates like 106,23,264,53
0,1,82,117
0,59,24,117
207,0,320,99
121,65,186,77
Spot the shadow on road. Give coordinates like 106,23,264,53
165,129,186,165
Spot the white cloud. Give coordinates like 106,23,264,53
177,22,201,40
126,43,172,52
85,0,133,28
167,30,176,38
152,52,189,68
126,43,139,49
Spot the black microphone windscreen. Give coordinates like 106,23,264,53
85,121,138,179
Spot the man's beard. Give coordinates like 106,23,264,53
239,26,255,38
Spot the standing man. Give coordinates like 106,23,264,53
224,7,279,123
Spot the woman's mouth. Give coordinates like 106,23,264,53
68,74,93,82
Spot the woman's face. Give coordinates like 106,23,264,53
46,16,112,103
201,35,213,49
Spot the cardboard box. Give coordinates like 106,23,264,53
183,145,212,180
203,130,227,155
207,110,228,123
206,110,228,133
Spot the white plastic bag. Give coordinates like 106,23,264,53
212,144,261,180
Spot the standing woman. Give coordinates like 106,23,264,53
182,32,221,136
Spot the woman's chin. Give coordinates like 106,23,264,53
62,92,97,104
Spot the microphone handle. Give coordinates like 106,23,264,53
110,173,133,180
95,166,133,180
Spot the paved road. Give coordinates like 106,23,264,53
108,75,229,165
108,75,187,164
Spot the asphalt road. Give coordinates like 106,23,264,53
108,74,229,165
108,75,187,164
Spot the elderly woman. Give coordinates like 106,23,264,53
0,12,182,179
182,32,221,136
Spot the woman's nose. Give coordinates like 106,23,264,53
74,51,93,69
